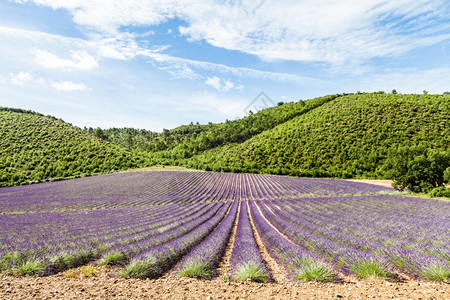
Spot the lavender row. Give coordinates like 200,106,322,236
255,200,390,277
281,197,449,254
248,200,336,282
0,203,202,256
119,201,232,278
0,171,393,212
260,200,449,279
280,197,450,256
176,200,239,278
0,203,211,274
229,201,271,282
97,202,224,266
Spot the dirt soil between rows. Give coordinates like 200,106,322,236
346,179,394,189
1,266,448,299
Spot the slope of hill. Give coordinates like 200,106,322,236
0,108,144,187
2,93,449,187
101,94,340,159
185,93,450,178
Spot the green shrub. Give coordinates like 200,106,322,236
428,187,450,198
233,262,269,282
421,263,450,281
385,147,449,193
350,259,392,279
295,262,336,282
118,256,156,279
178,261,212,279
97,251,127,266
13,258,45,276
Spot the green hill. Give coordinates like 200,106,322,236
1,93,449,187
0,108,144,187
185,93,450,178
100,94,339,160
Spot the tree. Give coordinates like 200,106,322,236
385,146,450,192
391,89,397,95
444,167,450,183
93,127,106,140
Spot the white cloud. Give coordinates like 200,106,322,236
15,0,450,65
0,25,317,84
50,81,90,91
34,49,98,71
8,71,90,92
205,76,221,90
147,51,321,83
177,0,450,64
205,76,235,92
10,71,45,85
158,63,201,80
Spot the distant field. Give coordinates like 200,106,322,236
0,171,449,284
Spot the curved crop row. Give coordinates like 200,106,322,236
176,200,239,279
248,200,336,282
120,201,232,278
229,201,271,282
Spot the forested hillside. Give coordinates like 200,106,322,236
0,108,144,187
184,93,450,178
99,94,339,159
1,93,449,187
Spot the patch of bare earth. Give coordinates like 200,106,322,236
1,269,448,299
346,179,394,189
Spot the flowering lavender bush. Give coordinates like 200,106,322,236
229,201,271,282
248,200,336,282
177,200,238,278
0,170,448,281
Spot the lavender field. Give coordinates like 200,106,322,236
0,171,449,282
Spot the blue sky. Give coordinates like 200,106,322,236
0,0,449,131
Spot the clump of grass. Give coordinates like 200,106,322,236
295,262,336,282
97,251,127,266
421,264,450,281
233,262,269,283
13,258,45,276
350,259,392,279
98,244,110,252
0,252,22,273
81,265,95,277
118,256,156,279
179,261,212,279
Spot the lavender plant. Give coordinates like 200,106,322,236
229,201,271,282
177,200,238,278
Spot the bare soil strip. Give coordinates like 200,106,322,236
346,179,394,188
2,262,448,299
216,200,241,279
246,200,289,284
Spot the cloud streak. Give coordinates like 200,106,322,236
205,76,234,92
8,71,90,92
50,80,90,91
34,49,98,71
13,0,450,65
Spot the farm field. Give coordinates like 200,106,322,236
0,170,449,298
